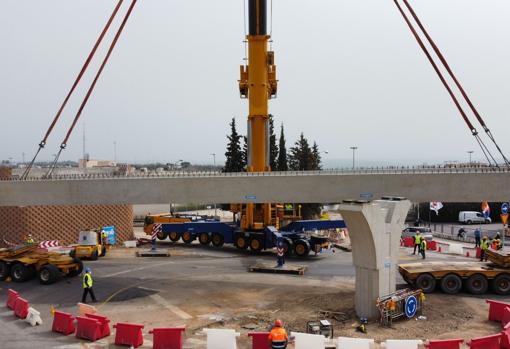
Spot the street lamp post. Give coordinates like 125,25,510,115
113,141,117,163
467,150,474,166
211,153,217,218
350,147,358,170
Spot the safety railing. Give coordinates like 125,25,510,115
2,165,510,182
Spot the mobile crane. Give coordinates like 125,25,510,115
145,0,346,257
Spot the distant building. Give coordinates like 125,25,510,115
79,158,116,168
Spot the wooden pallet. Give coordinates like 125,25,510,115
249,263,307,275
136,249,171,257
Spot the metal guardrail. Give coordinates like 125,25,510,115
2,166,510,182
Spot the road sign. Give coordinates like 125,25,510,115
245,195,256,200
405,295,418,318
502,203,509,215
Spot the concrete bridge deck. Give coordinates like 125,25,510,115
1,167,509,206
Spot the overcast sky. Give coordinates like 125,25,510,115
1,0,509,166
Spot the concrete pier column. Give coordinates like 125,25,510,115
338,198,411,318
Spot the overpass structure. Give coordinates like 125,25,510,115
1,167,509,207
3,167,509,318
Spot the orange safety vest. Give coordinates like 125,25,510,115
268,327,288,349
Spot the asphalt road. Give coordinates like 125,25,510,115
0,242,469,348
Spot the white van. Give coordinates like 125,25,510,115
458,211,491,224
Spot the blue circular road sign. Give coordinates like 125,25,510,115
502,203,509,215
405,295,418,318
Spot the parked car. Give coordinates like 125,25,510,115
401,226,434,241
458,211,491,224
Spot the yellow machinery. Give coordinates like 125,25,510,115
237,0,280,231
72,229,109,260
0,244,82,285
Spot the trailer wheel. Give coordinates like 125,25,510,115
199,233,211,245
157,231,168,240
169,232,181,242
249,237,264,253
38,265,60,285
11,263,30,282
415,273,436,293
294,240,310,258
492,274,510,295
234,234,248,250
182,232,195,244
68,258,83,277
91,250,99,261
0,261,10,281
211,233,224,247
440,274,463,294
465,274,488,295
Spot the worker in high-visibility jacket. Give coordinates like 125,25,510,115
276,239,285,268
413,232,422,255
420,238,427,259
82,267,97,303
268,319,288,349
480,236,490,262
25,234,35,245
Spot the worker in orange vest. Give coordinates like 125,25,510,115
268,319,288,349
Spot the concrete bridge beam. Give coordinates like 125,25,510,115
338,198,411,318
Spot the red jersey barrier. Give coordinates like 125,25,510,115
425,338,464,349
402,237,415,247
468,333,501,349
501,322,510,349
502,307,510,328
76,316,102,342
6,289,19,310
114,322,144,348
486,299,510,322
85,313,111,338
149,327,186,349
248,332,271,349
52,311,75,335
427,240,437,251
14,297,29,319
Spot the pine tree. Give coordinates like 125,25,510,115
288,132,312,171
311,141,322,170
223,118,244,172
288,133,322,219
277,123,288,171
268,114,278,170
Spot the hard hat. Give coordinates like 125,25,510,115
274,319,282,327
85,267,91,273
483,236,488,239
27,234,32,237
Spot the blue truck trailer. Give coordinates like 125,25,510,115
149,218,346,257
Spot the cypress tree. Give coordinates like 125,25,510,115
269,114,279,170
223,118,244,172
277,123,288,171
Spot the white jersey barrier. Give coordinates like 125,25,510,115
291,332,326,349
381,339,424,349
337,337,375,349
204,328,240,349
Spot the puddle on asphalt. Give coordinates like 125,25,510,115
108,287,158,302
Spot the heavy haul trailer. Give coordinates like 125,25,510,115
0,244,83,285
156,219,346,257
399,250,510,295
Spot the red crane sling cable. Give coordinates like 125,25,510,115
46,0,138,177
21,0,124,180
401,0,510,167
393,0,499,168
